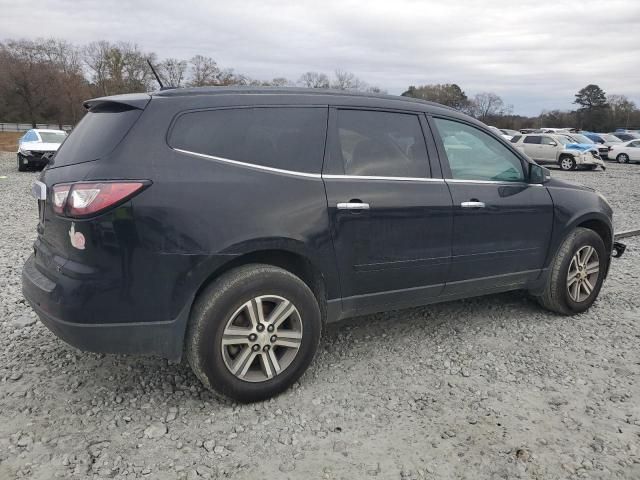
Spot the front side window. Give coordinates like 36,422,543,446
336,110,430,177
541,136,556,146
433,117,525,182
169,107,327,173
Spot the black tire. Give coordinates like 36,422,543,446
17,155,27,172
535,227,607,315
586,165,597,170
559,155,576,171
617,153,629,164
186,264,322,402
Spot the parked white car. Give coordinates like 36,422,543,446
488,126,512,141
512,133,605,171
607,140,640,164
17,129,67,171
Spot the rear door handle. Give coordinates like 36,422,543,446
337,202,370,210
460,201,485,208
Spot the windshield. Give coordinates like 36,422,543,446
38,132,67,144
601,134,621,142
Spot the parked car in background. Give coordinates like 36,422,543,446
559,133,610,159
488,126,512,140
610,132,640,142
500,128,520,137
512,133,605,170
22,88,619,401
607,140,640,164
17,129,67,171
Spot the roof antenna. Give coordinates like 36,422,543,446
147,59,165,90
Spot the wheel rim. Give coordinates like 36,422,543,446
221,295,303,383
566,246,600,303
618,154,628,163
561,158,573,170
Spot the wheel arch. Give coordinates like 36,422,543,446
191,247,330,324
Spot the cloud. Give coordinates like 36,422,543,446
1,0,639,115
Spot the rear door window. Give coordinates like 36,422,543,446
51,103,143,167
523,136,542,144
335,109,430,177
168,107,327,174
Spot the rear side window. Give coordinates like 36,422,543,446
510,135,521,143
52,103,142,167
524,136,541,144
169,107,327,174
336,110,430,177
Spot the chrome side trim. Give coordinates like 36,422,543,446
173,148,322,179
446,179,543,186
323,174,445,182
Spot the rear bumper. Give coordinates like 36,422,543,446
22,254,190,360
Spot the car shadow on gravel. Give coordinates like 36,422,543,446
31,290,549,404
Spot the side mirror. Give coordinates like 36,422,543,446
529,163,551,184
549,141,557,147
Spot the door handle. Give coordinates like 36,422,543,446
337,202,370,210
460,201,485,208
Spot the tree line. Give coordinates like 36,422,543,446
1,38,638,132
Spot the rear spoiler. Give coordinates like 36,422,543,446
83,93,151,111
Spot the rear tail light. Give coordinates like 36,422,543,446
51,181,149,217
608,146,612,151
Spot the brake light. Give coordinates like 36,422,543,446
51,181,148,217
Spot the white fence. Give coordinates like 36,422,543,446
0,123,73,132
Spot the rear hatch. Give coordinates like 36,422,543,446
34,94,150,264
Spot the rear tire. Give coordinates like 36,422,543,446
535,227,606,315
617,153,629,164
559,155,576,171
186,264,322,402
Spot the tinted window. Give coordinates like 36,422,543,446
433,118,525,182
336,110,429,177
169,107,327,173
510,135,521,143
52,103,142,167
523,136,541,144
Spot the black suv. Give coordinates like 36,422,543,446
23,88,620,401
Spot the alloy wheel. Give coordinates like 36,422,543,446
566,245,599,303
221,295,303,382
617,154,629,164
560,158,574,170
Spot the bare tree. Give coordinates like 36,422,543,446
298,71,330,88
160,58,187,87
84,41,111,95
470,92,512,121
188,55,221,87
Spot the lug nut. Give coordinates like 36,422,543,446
267,324,274,332
270,335,277,343
252,344,260,352
263,345,270,352
248,333,257,341
256,324,265,332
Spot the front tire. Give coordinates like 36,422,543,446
186,264,322,402
617,153,629,164
17,155,27,172
535,227,606,315
559,155,576,171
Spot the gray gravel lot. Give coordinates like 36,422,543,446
1,152,639,479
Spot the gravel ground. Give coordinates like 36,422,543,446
1,152,639,480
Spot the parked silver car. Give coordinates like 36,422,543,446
512,134,605,170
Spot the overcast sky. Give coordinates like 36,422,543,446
2,0,639,115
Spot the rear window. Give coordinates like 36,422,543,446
51,103,142,167
168,107,327,174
